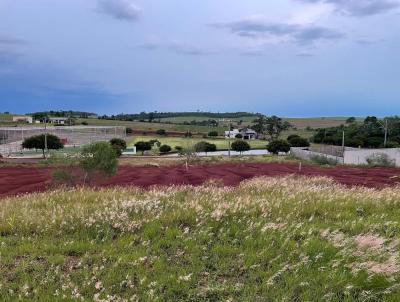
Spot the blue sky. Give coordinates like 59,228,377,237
0,0,399,116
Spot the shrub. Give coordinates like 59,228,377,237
81,121,88,125
156,129,166,136
346,138,364,148
208,131,218,137
288,136,310,147
287,134,300,141
267,140,290,154
80,142,118,182
134,141,153,155
175,146,183,153
385,141,400,148
126,127,133,134
159,144,172,154
366,153,395,167
231,140,250,154
310,155,338,166
22,134,64,157
235,134,243,139
364,137,383,148
194,141,217,154
109,138,127,157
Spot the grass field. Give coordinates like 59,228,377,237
127,135,269,150
1,176,400,300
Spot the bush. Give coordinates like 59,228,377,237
385,141,400,148
231,140,250,154
364,137,383,148
208,131,218,137
159,144,172,154
310,155,338,166
194,141,217,154
366,153,395,167
135,141,153,155
287,134,300,141
126,127,133,134
80,142,118,182
235,134,243,139
267,140,290,154
109,138,127,157
288,136,310,147
156,129,166,136
81,121,88,125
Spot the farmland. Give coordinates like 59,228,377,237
1,176,400,300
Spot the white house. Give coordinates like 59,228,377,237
225,128,258,140
12,115,33,124
49,117,69,125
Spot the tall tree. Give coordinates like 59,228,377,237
22,134,64,157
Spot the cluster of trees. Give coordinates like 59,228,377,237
30,111,96,120
98,111,261,123
252,115,293,141
312,116,400,148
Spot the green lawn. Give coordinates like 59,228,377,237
1,176,400,300
128,135,268,150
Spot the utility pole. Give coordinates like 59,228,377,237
384,119,388,148
342,130,345,155
44,116,48,158
228,123,231,158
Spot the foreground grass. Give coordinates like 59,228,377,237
1,177,400,301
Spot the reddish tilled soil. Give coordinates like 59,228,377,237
1,163,400,198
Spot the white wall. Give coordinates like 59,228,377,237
344,148,400,167
290,147,344,164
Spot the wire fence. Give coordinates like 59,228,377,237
0,126,126,156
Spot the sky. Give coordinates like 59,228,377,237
0,0,399,116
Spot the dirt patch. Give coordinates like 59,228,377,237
1,163,400,198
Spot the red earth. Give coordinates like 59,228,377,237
1,163,400,198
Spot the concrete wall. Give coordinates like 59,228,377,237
290,147,344,164
344,148,400,167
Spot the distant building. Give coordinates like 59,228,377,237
49,117,69,125
12,115,33,124
225,128,258,140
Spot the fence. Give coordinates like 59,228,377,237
290,147,344,164
0,126,126,156
344,148,400,167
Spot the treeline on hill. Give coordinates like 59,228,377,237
312,116,400,148
29,111,97,119
98,111,261,122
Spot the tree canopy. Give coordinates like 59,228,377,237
231,140,250,154
22,134,64,157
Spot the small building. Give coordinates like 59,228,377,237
12,115,33,124
225,128,258,140
49,117,69,125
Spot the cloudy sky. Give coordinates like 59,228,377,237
0,0,399,116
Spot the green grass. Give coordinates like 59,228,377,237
128,135,268,150
0,113,13,121
1,176,400,301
